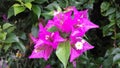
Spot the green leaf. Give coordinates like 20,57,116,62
12,41,26,52
108,13,115,23
13,4,25,16
117,19,120,28
102,23,115,36
6,26,16,33
19,32,27,40
48,26,57,32
101,2,110,13
56,41,70,68
83,0,95,9
24,0,34,3
57,0,66,8
3,23,13,30
13,3,21,7
17,40,26,52
5,33,26,52
8,7,14,18
32,5,41,18
31,25,38,37
34,0,48,4
113,54,120,64
0,32,7,41
41,11,54,20
84,3,93,9
0,27,1,31
46,1,61,11
105,8,116,16
16,0,22,4
24,2,32,10
116,11,120,19
5,33,19,43
0,44,2,48
3,43,12,52
103,55,113,68
118,62,120,68
112,48,120,55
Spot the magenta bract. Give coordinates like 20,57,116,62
29,24,64,60
70,37,94,62
29,6,99,62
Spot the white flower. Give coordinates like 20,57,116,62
75,40,85,50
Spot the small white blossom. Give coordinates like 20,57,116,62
75,40,85,50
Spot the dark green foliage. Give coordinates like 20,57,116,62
0,0,120,68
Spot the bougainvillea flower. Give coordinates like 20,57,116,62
46,11,73,33
71,14,99,38
70,29,85,39
45,20,55,30
71,18,99,38
63,6,99,37
38,24,65,49
29,24,64,60
29,6,99,65
64,6,88,19
70,37,94,62
73,8,88,19
29,44,53,60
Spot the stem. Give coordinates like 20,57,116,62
17,60,19,68
112,0,117,47
113,25,117,47
64,66,66,68
65,0,68,7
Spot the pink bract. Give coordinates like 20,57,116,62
29,6,99,62
70,37,94,62
46,11,73,33
29,24,64,60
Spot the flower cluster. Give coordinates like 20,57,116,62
29,6,99,62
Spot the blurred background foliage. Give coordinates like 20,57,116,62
0,0,120,68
